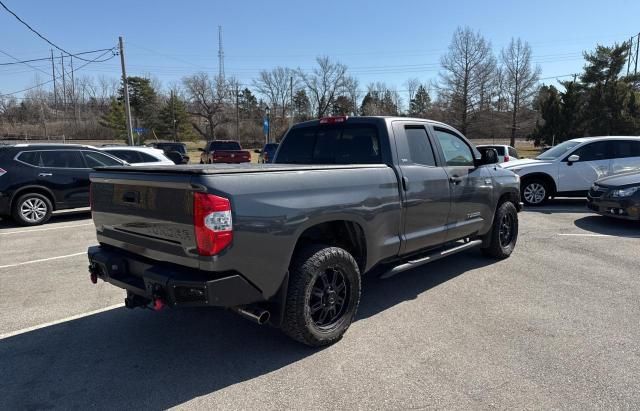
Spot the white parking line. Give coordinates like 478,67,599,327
0,303,123,340
0,252,86,269
0,222,93,236
558,233,640,238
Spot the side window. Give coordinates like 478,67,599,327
404,126,436,166
138,152,160,162
39,150,85,168
17,151,43,166
434,129,474,167
108,150,141,163
83,151,122,168
572,142,609,161
613,140,640,158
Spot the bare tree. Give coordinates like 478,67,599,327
404,77,420,103
439,26,496,134
253,67,298,132
299,56,348,118
344,76,360,115
501,38,541,146
182,72,229,140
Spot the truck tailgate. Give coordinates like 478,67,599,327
90,171,200,269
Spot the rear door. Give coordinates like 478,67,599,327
610,140,640,175
392,121,450,254
34,150,90,208
431,127,494,241
557,141,612,192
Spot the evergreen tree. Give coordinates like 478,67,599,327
158,93,195,141
409,85,431,117
99,98,127,141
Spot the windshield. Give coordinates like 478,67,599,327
536,140,581,160
209,141,242,151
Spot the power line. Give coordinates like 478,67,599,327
0,49,116,97
0,48,117,67
0,0,113,62
0,48,51,77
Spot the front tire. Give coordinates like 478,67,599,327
482,201,518,259
521,179,549,206
12,193,53,226
281,245,361,347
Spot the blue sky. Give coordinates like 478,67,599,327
1,0,639,102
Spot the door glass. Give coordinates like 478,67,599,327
17,151,43,166
39,150,85,168
83,151,122,167
404,127,436,166
613,140,640,158
108,150,142,163
434,129,474,166
571,142,609,161
138,152,160,162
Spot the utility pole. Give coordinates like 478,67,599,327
60,53,66,113
218,26,225,80
171,89,177,141
633,33,640,74
119,36,134,146
50,49,57,115
70,55,77,125
289,76,294,128
235,84,239,137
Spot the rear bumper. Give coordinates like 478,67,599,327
87,245,264,307
587,194,640,220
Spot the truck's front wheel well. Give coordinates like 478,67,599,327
293,221,367,272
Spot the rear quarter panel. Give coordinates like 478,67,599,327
200,166,402,299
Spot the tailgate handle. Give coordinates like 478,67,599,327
122,191,140,203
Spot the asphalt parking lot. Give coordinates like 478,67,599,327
1,202,639,410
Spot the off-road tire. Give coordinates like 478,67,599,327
281,245,361,347
481,201,518,259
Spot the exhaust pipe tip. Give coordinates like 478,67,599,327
232,306,270,325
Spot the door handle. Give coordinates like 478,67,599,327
401,176,409,191
38,172,53,177
449,176,463,185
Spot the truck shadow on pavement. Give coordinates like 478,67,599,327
574,215,640,238
0,251,491,409
523,198,589,214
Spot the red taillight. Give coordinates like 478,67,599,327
194,192,233,256
504,155,510,162
0,167,6,177
319,116,348,124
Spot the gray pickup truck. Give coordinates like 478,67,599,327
88,116,521,346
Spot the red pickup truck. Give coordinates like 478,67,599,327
199,140,251,164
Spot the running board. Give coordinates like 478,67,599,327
380,239,483,279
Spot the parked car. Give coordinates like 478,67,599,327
588,171,640,220
257,143,279,163
101,146,174,166
147,142,190,164
476,144,518,163
501,136,640,206
199,140,251,164
0,144,125,225
88,116,521,346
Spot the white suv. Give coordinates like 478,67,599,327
501,136,640,205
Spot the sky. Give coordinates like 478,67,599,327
0,0,639,103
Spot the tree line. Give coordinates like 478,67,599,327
2,26,638,147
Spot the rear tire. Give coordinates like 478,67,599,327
12,193,53,226
481,201,518,259
521,179,549,206
281,245,361,347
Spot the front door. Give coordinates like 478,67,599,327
36,150,90,208
557,141,612,192
432,127,494,242
392,122,451,255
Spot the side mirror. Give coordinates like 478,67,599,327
476,148,499,166
567,154,580,164
197,148,205,152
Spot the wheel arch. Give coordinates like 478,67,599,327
520,172,557,196
10,185,56,211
